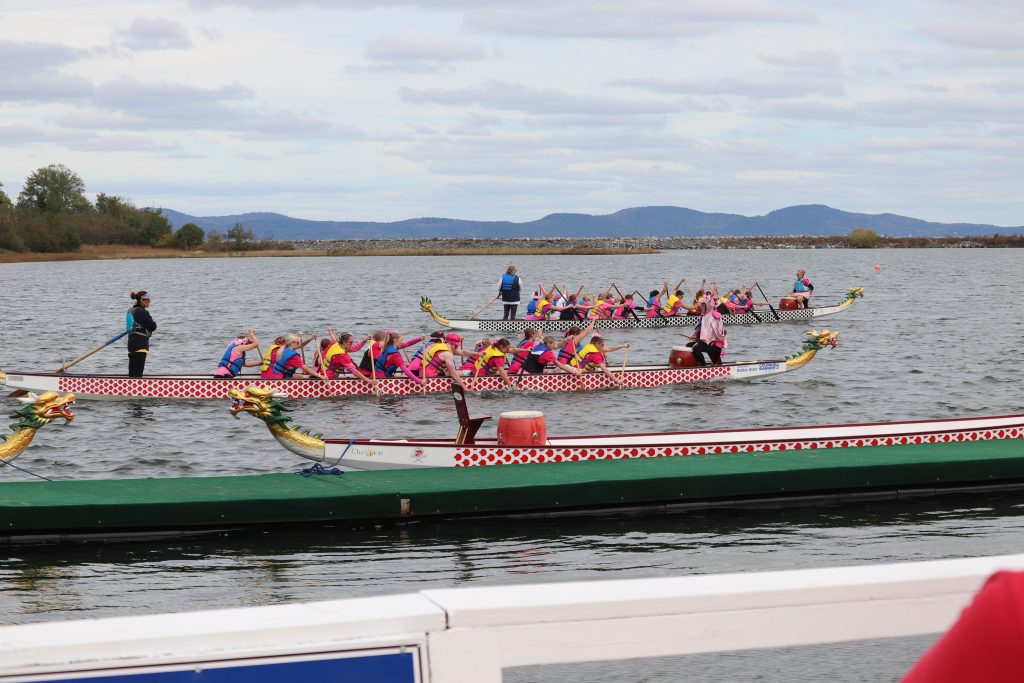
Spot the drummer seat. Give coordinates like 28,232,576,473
451,384,491,445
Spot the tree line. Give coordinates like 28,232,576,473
0,164,282,253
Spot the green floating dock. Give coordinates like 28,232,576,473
2,438,1023,540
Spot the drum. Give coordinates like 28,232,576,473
669,345,697,368
779,296,798,310
497,411,547,446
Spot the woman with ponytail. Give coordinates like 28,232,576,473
127,290,157,377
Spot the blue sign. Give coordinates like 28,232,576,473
34,650,417,683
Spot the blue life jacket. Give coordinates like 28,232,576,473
526,299,538,315
272,347,300,378
378,345,397,375
217,341,245,376
500,273,520,297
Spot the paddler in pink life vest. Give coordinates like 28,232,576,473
570,335,630,387
792,269,813,308
420,333,472,390
466,338,515,387
556,319,596,365
377,331,425,385
260,333,326,380
321,328,378,386
213,328,261,377
507,328,538,374
612,290,641,318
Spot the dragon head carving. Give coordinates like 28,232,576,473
228,386,292,426
229,386,327,462
2,391,76,464
13,391,76,429
846,287,865,301
803,329,841,351
420,296,451,326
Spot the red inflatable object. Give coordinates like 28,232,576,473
901,570,1024,682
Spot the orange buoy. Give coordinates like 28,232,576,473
669,345,697,368
497,411,547,446
875,264,882,270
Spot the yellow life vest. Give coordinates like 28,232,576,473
422,342,451,372
571,343,602,370
322,342,344,372
260,344,281,372
535,298,551,317
473,345,507,374
588,299,603,319
662,294,680,315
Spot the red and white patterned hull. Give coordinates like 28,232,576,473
325,414,1024,470
0,358,798,400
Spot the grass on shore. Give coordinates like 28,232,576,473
0,244,658,263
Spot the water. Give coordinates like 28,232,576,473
1,249,1022,681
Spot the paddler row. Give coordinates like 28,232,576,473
211,321,632,390
493,268,814,320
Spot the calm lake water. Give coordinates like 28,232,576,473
1,249,1022,682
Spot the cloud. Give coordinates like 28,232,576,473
189,0,813,39
113,17,193,51
919,20,1024,51
614,76,843,99
399,81,679,116
365,31,486,63
0,39,93,102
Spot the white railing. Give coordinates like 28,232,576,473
2,554,1023,682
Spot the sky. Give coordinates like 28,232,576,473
1,0,1022,226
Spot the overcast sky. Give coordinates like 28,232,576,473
1,0,1022,225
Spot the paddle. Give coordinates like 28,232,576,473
9,330,129,397
611,283,640,321
619,347,629,387
754,281,780,320
470,295,500,320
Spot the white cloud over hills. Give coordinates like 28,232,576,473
0,0,1022,225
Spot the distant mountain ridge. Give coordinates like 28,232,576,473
158,204,1024,240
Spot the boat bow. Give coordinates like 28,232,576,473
229,386,326,463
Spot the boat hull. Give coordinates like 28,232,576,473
431,300,853,332
0,358,802,400
325,414,1024,470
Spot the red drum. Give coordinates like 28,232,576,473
779,296,798,310
669,345,697,368
497,411,547,446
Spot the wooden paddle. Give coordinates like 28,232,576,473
611,283,641,321
9,330,129,397
470,295,500,320
618,347,629,389
754,281,780,320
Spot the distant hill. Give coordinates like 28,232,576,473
158,205,1024,240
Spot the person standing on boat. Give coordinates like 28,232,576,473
792,269,813,308
499,265,523,320
127,290,156,377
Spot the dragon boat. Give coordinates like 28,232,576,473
0,331,838,400
231,383,1024,471
0,390,75,465
420,288,864,333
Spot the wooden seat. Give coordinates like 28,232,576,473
451,384,491,445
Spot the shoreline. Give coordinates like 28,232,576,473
1,234,1021,263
